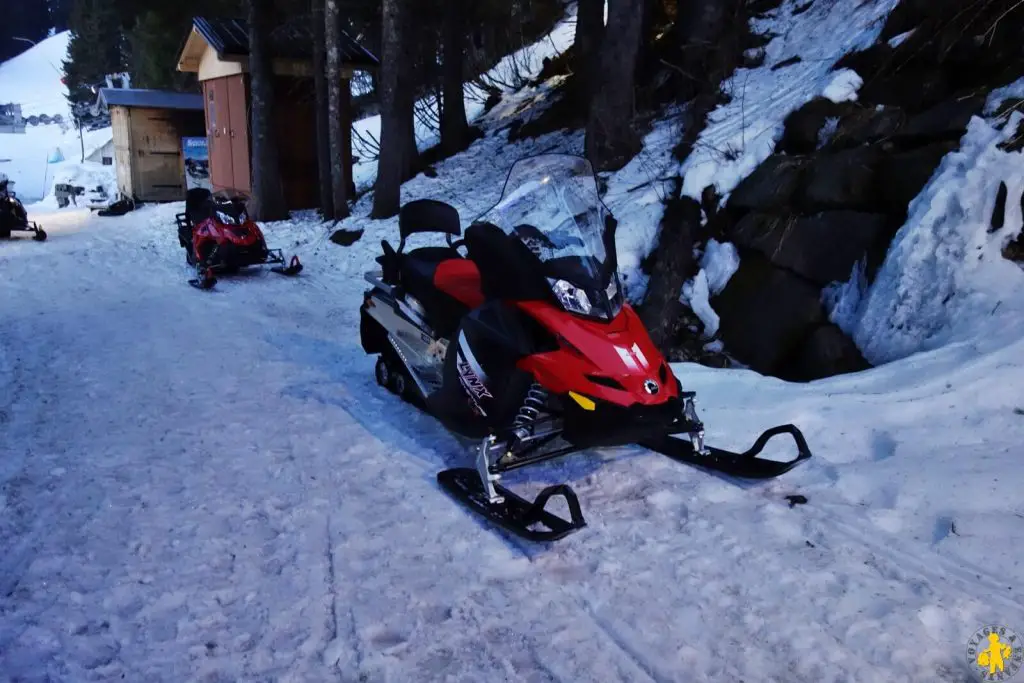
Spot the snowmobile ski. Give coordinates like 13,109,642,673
271,254,303,276
437,467,586,542
188,265,217,290
639,423,812,479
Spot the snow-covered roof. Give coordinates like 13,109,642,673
98,88,203,111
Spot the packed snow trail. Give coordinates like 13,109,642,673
1,205,1022,682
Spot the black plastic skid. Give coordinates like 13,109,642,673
639,424,812,479
437,467,587,542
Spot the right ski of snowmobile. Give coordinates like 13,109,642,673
175,188,302,289
359,154,812,542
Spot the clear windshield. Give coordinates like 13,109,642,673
473,155,622,318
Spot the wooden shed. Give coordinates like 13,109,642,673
175,17,378,211
98,88,206,203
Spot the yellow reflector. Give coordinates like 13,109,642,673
568,391,596,411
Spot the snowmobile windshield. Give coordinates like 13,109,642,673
474,154,623,320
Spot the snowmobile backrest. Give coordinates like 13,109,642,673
398,199,461,253
185,188,214,223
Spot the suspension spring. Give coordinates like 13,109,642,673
513,383,549,432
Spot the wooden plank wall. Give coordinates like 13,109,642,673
111,107,134,199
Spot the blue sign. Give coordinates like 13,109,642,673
182,136,210,191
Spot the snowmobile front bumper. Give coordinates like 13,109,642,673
436,392,813,543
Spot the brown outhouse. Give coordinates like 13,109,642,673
175,17,378,211
98,88,206,202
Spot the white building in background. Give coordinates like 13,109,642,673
0,103,26,134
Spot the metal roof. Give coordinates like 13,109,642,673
192,17,379,68
98,88,203,111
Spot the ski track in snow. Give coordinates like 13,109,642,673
1,193,1022,682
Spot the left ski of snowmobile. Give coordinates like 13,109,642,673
174,189,303,290
358,154,813,542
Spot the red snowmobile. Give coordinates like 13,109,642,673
359,154,812,541
175,188,302,289
0,175,47,241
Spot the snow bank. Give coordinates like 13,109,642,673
25,160,117,211
679,0,899,202
681,239,741,336
831,113,1024,364
0,124,113,202
822,68,863,103
0,31,71,118
985,76,1024,115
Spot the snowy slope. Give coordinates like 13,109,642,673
679,0,899,202
349,3,578,189
0,31,72,118
832,113,1024,364
0,30,114,203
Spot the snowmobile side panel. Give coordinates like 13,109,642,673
639,424,812,479
437,467,586,542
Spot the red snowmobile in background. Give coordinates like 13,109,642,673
175,188,302,289
0,174,47,241
359,154,813,542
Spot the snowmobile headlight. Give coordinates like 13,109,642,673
549,278,593,316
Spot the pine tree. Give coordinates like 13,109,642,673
63,0,125,123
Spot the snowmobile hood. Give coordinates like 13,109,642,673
515,300,677,407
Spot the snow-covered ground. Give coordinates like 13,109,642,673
2,175,1023,682
2,0,1024,680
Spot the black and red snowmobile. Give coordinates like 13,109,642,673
0,175,47,241
359,154,812,542
175,188,302,289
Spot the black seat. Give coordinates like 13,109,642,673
399,246,459,305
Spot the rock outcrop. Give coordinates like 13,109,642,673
704,0,1024,381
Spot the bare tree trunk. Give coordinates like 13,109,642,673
341,71,354,197
312,0,333,219
248,0,288,221
371,0,405,218
574,0,604,107
402,96,418,179
326,0,350,219
639,190,700,350
585,0,644,171
441,0,469,155
676,0,741,83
